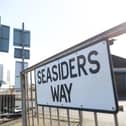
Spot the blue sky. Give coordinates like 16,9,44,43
0,0,126,84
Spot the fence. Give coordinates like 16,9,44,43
20,68,126,126
0,94,15,114
0,70,125,126
1,22,126,126
0,88,22,126
21,22,126,126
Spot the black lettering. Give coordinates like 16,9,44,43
64,83,72,102
69,58,77,78
61,61,69,80
77,55,88,76
47,67,52,82
60,84,67,102
37,70,41,84
58,63,61,80
42,69,47,83
88,50,100,73
50,85,59,102
52,65,58,81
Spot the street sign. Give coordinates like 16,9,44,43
35,40,118,113
15,61,28,88
13,28,30,47
0,25,10,52
14,48,30,59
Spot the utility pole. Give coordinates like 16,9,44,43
21,22,27,126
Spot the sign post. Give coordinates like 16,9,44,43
35,40,118,113
13,23,30,126
13,23,30,87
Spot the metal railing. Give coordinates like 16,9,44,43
20,69,126,126
21,22,126,126
0,88,22,125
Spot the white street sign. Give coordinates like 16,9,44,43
35,40,118,113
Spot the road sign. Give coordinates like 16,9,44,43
35,40,118,113
14,48,30,59
13,28,30,47
0,25,10,52
15,61,28,88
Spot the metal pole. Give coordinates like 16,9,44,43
49,107,52,126
114,114,119,126
94,112,98,126
21,72,27,126
57,108,60,126
79,110,83,126
34,73,39,126
30,72,35,126
42,106,45,126
35,83,39,126
21,22,27,126
67,109,70,126
26,74,30,126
